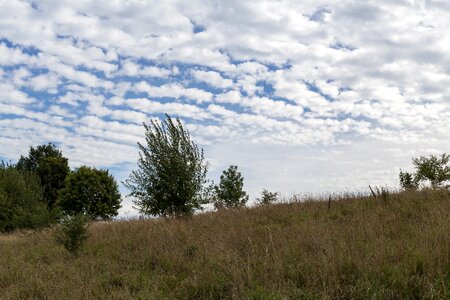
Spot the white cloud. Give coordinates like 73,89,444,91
214,90,242,104
77,115,142,145
125,98,211,120
109,109,148,124
243,96,304,120
0,43,36,66
28,72,60,93
47,60,114,89
0,83,34,104
135,82,213,103
117,60,173,78
48,105,75,118
191,70,233,89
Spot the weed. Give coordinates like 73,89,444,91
54,214,89,256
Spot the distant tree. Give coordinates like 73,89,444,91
214,165,249,209
0,162,57,232
399,170,419,190
17,143,70,208
256,189,279,206
399,153,450,190
413,154,450,189
58,166,121,219
124,115,209,217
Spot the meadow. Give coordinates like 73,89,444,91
0,189,449,299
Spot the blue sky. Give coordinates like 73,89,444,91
1,0,449,216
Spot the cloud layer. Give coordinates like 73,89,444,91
1,0,449,215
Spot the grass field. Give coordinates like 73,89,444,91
0,189,449,299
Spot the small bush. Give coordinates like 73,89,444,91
55,214,89,256
256,189,279,206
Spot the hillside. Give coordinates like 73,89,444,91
0,189,449,299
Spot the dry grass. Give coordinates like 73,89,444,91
0,189,449,299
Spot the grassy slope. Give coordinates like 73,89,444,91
0,190,449,299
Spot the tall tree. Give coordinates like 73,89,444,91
124,115,208,217
17,143,70,208
214,165,249,209
58,166,121,219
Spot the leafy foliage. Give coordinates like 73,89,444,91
17,143,70,208
124,115,208,217
399,170,419,190
55,214,89,256
400,153,450,190
256,189,279,205
58,166,121,219
0,162,57,232
214,165,248,209
413,153,450,188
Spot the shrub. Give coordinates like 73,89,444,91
256,189,279,206
399,170,419,190
124,115,209,217
55,214,89,256
0,162,57,232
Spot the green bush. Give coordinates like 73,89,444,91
256,189,279,206
0,163,57,232
55,214,89,256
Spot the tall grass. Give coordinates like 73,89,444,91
0,189,449,299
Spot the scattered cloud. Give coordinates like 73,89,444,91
1,0,449,216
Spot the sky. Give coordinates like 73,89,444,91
1,0,449,216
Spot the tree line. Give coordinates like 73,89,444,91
0,144,121,232
2,114,447,233
0,115,274,232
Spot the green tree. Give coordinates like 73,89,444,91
413,154,450,189
399,153,450,190
399,170,419,190
17,143,70,208
0,162,56,232
256,189,279,206
214,165,249,209
58,166,121,219
124,115,208,217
